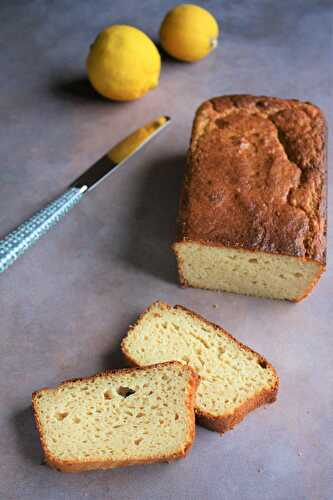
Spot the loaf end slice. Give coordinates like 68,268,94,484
32,362,198,472
122,301,279,433
174,95,327,301
173,242,324,302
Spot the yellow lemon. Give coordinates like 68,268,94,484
160,4,219,62
87,25,161,101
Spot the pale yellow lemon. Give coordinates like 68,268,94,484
87,25,161,101
160,4,219,62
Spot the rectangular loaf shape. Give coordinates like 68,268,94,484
173,95,327,301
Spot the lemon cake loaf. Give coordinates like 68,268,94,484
173,95,327,301
32,362,198,472
122,301,279,433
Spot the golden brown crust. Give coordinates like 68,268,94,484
32,361,199,472
176,95,327,265
196,384,278,433
121,301,279,434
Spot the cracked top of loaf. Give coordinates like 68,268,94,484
177,95,327,264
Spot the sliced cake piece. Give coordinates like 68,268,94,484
122,301,279,433
173,95,327,301
32,362,198,472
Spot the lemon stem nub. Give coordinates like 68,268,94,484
211,39,218,50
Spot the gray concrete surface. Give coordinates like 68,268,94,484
0,1,332,499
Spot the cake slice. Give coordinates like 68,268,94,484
122,301,279,433
32,362,198,472
173,95,327,301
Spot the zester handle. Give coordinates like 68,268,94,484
0,186,86,273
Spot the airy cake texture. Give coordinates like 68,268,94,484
32,362,198,472
122,301,279,433
173,95,327,301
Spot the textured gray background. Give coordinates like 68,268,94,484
1,1,332,499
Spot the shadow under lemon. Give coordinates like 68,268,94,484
50,76,133,107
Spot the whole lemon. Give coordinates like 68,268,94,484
87,25,161,101
160,4,219,62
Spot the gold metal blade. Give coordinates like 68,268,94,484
72,116,171,191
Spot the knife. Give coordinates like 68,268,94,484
0,116,171,273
